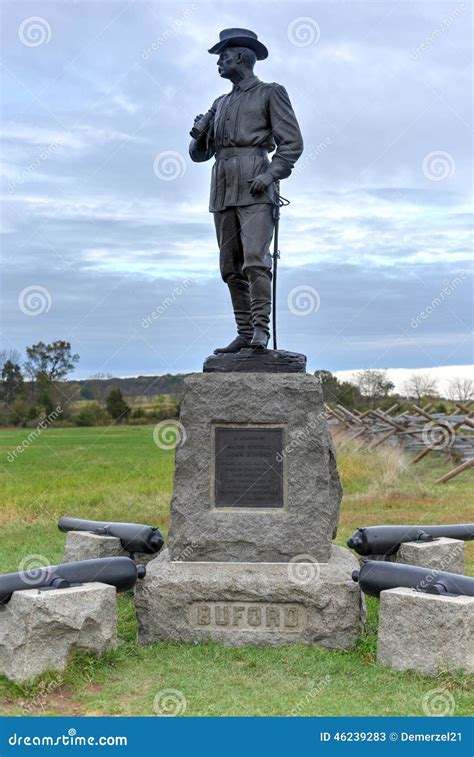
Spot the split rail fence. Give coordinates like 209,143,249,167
326,401,474,484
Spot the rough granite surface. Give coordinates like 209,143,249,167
0,583,116,683
396,538,465,574
167,372,342,563
135,546,363,649
63,531,155,566
377,587,474,675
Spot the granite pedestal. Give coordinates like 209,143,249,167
138,370,363,649
167,373,342,564
137,546,362,648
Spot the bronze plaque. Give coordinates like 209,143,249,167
214,426,284,508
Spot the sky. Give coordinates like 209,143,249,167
1,0,472,380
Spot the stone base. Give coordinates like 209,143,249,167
168,373,342,563
371,538,465,574
396,538,465,574
136,546,363,649
377,587,474,675
63,531,155,567
0,583,116,683
203,348,306,373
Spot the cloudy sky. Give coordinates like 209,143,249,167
1,0,472,379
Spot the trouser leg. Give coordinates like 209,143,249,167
237,204,274,344
213,208,253,349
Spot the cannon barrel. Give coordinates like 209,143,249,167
58,517,164,555
347,524,474,556
0,556,146,604
352,559,474,598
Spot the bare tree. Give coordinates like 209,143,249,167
353,369,394,407
88,372,116,403
447,376,474,403
403,372,438,401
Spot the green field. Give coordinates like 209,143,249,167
0,425,472,716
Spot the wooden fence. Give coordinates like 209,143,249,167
326,401,474,484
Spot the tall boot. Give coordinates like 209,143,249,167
214,279,253,354
246,266,272,350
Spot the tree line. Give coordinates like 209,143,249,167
0,342,181,428
1,341,471,428
315,369,473,411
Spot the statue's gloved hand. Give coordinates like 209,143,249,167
249,173,273,195
190,114,205,139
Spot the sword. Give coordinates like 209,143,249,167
272,180,290,351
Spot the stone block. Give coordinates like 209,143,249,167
396,537,465,574
167,373,342,563
377,587,474,675
0,583,116,683
63,531,155,566
136,546,363,649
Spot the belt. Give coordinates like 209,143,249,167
215,146,268,159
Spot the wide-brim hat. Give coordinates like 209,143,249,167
208,28,268,60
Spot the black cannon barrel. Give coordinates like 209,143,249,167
58,517,164,555
0,556,146,604
352,559,474,598
347,524,474,556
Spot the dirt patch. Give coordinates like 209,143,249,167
0,683,103,716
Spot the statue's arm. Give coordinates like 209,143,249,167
189,99,219,163
264,84,304,181
189,130,215,163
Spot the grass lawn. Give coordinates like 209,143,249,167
0,424,472,716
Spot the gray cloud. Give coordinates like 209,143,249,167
4,261,471,375
1,0,472,374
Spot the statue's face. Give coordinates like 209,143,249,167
216,48,239,79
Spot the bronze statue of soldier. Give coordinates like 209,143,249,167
189,28,304,352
